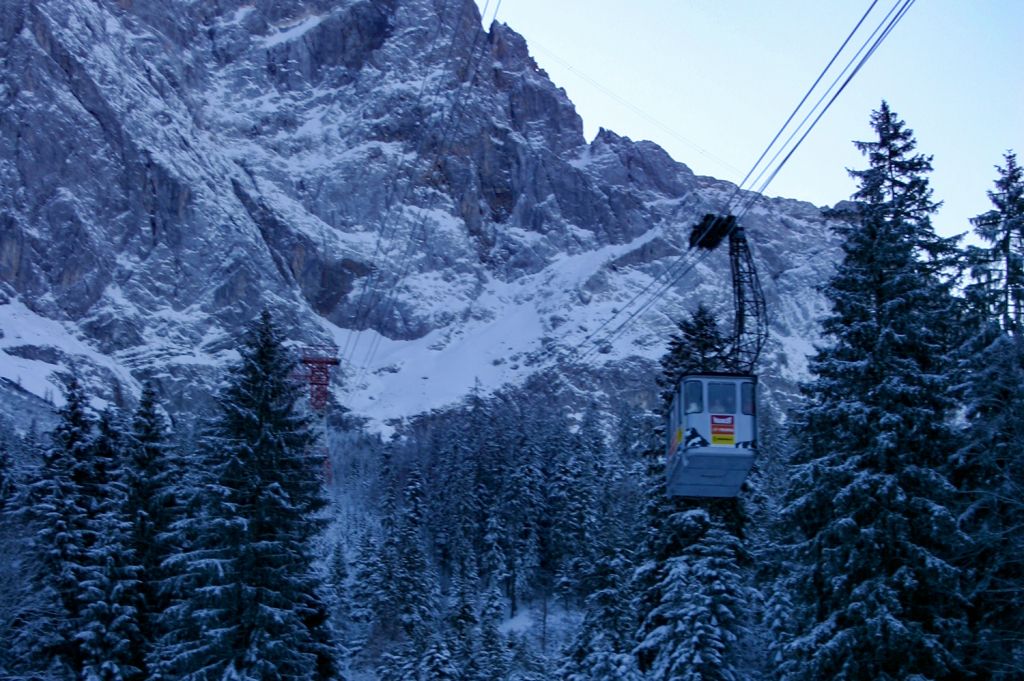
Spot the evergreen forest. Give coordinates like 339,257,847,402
1,104,1021,680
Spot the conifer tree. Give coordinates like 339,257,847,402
480,511,509,592
350,528,393,655
954,151,1024,678
561,548,640,681
350,461,440,670
657,303,730,411
549,450,592,601
392,471,439,651
626,303,749,679
325,538,355,669
78,410,145,681
476,587,510,680
416,636,461,680
965,151,1024,332
351,453,405,656
427,420,480,580
507,631,550,680
18,377,97,677
747,404,799,679
121,383,180,675
547,407,611,607
954,331,1024,678
783,102,967,679
375,646,417,681
156,311,335,680
0,429,14,513
3,381,141,680
447,572,480,674
0,419,29,676
635,508,749,681
498,446,543,614
632,303,751,679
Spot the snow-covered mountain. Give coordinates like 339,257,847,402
0,0,841,426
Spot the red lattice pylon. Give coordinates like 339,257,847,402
299,346,340,412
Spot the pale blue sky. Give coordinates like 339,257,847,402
474,1,1023,239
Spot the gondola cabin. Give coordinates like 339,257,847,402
666,373,757,497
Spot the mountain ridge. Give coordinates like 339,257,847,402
0,0,843,427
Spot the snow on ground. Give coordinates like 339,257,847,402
261,13,327,47
323,285,546,426
326,226,679,430
0,298,139,408
0,215,820,431
498,599,583,656
774,333,817,385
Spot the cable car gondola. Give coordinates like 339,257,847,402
666,215,766,498
666,372,757,497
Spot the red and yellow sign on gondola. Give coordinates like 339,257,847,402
710,414,735,445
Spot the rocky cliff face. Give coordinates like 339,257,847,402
0,0,841,425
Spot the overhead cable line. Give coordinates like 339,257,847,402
722,0,881,214
567,191,697,353
339,0,475,365
351,0,505,384
341,0,496,371
569,0,887,361
572,0,916,361
573,203,763,363
575,242,713,364
732,0,915,220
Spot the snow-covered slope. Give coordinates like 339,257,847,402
0,0,841,426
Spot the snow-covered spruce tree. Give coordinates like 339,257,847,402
475,587,511,681
964,151,1024,333
634,508,750,681
626,303,749,679
425,413,482,582
782,102,967,679
122,383,181,672
375,646,416,681
350,450,403,660
325,538,355,669
549,446,594,600
745,402,799,680
78,410,146,681
366,464,442,672
0,424,14,512
657,303,730,410
0,419,29,676
446,572,480,677
549,406,615,608
391,470,439,652
155,311,335,680
507,630,551,680
632,304,752,681
955,330,1024,678
953,151,1024,679
14,376,100,678
561,547,640,681
351,463,439,674
486,396,545,616
8,374,140,675
349,527,393,656
416,636,461,681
